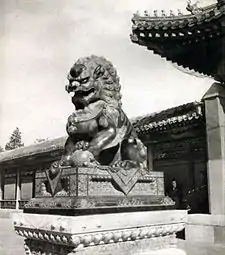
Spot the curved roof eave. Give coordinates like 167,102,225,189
0,136,67,165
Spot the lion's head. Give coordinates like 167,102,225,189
66,55,122,109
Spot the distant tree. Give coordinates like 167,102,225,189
0,146,4,153
34,138,49,144
5,127,24,150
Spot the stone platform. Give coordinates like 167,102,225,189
24,167,174,216
12,210,187,255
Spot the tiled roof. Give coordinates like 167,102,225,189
131,3,222,37
0,136,67,165
130,2,225,80
132,101,204,134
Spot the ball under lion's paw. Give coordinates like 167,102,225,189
70,150,97,167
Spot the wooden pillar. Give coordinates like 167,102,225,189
0,171,3,200
0,170,3,209
147,144,154,171
15,168,21,210
188,144,196,189
202,83,225,215
32,170,36,198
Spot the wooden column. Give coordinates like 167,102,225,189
0,170,3,209
147,144,154,171
32,170,36,198
202,83,225,215
188,144,196,189
0,171,3,200
15,168,21,210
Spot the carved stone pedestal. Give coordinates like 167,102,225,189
12,210,187,255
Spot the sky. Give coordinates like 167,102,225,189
0,0,216,146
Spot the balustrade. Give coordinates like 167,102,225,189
0,200,29,209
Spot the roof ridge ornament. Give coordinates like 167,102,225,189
170,10,175,17
161,10,166,17
144,10,149,17
153,10,158,17
133,11,140,19
177,9,183,16
186,0,203,15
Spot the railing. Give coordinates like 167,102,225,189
19,200,29,209
0,200,16,209
0,200,29,209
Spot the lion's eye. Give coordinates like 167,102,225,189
80,77,89,84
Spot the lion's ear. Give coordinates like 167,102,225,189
93,65,105,79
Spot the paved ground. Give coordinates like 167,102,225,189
178,239,225,255
0,214,25,255
0,218,24,255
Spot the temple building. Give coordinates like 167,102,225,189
130,0,225,207
133,101,208,213
0,137,66,210
130,0,225,253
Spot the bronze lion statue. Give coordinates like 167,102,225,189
52,55,147,173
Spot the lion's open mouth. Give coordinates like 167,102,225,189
73,87,97,110
75,87,95,98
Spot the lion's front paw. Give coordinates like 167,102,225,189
75,141,89,150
